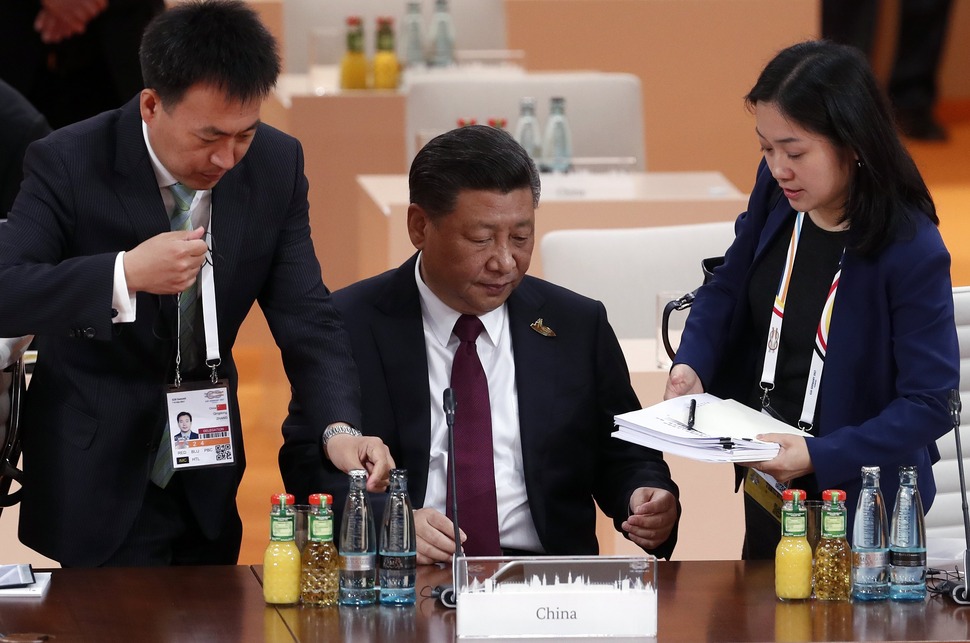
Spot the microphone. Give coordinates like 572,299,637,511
948,389,970,604
433,387,460,609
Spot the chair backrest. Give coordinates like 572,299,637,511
925,286,970,542
282,0,507,73
405,71,645,170
539,222,736,340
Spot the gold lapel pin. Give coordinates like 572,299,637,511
530,318,556,337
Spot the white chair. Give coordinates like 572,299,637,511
405,72,645,170
925,286,970,567
539,222,736,340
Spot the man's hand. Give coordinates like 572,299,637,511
664,363,704,400
740,434,813,485
621,487,677,551
323,434,395,492
123,227,209,295
413,507,466,565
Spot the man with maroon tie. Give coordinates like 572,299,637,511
281,125,680,561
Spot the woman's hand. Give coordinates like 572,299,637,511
741,434,813,484
664,364,704,400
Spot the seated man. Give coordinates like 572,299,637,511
281,125,680,561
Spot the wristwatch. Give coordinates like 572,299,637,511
322,423,362,451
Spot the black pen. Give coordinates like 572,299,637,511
687,398,697,432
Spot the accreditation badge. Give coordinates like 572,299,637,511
164,379,234,471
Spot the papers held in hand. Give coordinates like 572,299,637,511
612,393,811,463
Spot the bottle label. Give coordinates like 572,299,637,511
309,514,334,542
270,514,295,541
341,554,375,571
821,510,846,538
781,510,807,537
890,550,926,567
852,550,888,567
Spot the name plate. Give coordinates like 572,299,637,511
455,555,657,639
540,172,638,201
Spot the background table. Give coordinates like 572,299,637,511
2,562,967,642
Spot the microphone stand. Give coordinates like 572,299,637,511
436,387,461,608
949,389,970,604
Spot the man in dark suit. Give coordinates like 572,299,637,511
0,0,392,567
281,125,680,562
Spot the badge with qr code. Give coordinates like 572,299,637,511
165,379,234,471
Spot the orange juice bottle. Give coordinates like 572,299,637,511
775,489,813,600
263,492,301,604
372,17,400,90
339,16,368,90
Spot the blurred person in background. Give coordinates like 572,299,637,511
823,0,954,140
0,0,165,129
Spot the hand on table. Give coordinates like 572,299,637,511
414,507,466,565
622,487,678,551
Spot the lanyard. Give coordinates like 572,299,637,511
760,212,843,431
174,205,222,387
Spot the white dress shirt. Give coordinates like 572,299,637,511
414,253,543,553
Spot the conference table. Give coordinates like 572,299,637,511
1,561,967,642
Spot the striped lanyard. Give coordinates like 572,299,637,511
760,212,844,432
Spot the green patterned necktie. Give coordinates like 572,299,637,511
169,183,200,372
150,183,198,488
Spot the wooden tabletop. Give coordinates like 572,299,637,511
1,561,967,642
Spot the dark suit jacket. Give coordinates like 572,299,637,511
0,97,360,566
676,159,959,529
0,79,50,217
281,254,680,559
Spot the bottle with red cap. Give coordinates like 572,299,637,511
775,488,812,600
814,489,851,600
301,493,339,606
339,16,368,90
263,492,301,605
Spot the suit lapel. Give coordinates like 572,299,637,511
506,279,556,477
209,166,251,283
114,98,169,245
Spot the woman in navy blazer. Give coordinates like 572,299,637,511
666,41,959,558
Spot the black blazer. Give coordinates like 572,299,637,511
0,98,360,566
281,254,680,559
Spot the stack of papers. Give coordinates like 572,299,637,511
613,394,810,463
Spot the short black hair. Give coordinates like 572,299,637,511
140,0,280,106
409,125,540,220
177,411,192,422
746,40,935,257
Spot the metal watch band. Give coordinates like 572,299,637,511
322,423,362,450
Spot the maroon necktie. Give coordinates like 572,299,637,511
446,314,502,555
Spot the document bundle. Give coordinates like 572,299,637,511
613,394,810,463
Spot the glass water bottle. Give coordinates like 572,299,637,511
379,469,417,605
338,469,377,605
889,465,927,601
851,466,890,600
